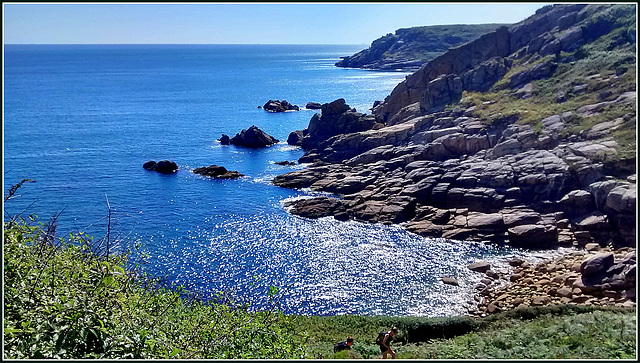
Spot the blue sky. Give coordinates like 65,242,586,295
3,3,554,45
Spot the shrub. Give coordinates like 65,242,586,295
3,216,308,359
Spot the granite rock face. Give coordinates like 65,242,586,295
273,4,636,249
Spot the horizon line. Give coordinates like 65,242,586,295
4,43,370,46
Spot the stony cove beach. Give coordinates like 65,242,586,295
3,3,636,359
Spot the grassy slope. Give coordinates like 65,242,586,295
296,307,636,359
382,24,508,61
459,4,636,175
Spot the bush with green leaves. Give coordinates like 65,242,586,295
3,214,308,359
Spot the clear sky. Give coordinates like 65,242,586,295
3,2,554,45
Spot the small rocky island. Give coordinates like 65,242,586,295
143,160,178,174
221,125,279,148
262,99,299,112
193,165,244,179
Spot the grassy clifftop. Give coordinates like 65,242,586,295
336,24,507,71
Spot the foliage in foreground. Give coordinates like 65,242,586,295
3,217,308,359
297,306,636,359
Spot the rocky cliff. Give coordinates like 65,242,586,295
275,4,636,250
336,24,507,71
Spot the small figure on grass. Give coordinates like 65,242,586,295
333,336,354,352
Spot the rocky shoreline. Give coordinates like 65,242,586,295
274,4,636,251
465,246,636,317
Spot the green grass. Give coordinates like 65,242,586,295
296,307,636,359
458,6,636,173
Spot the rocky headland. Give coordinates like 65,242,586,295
336,23,507,71
274,4,636,252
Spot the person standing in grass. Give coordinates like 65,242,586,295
378,327,398,359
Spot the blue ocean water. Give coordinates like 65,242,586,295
3,44,550,316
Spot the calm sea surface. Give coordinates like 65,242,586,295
3,44,555,316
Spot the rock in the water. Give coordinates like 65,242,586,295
287,130,304,146
143,161,157,170
442,277,459,286
144,160,178,174
219,134,230,145
229,125,279,148
275,160,297,166
193,165,244,179
468,261,491,273
263,99,300,112
306,102,322,109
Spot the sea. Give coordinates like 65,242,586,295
3,44,560,316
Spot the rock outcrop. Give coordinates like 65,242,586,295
143,160,178,174
263,99,299,112
228,125,279,148
219,134,230,145
291,98,385,161
274,4,636,249
193,165,244,179
336,24,508,71
287,130,305,146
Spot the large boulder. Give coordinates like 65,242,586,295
287,130,305,146
580,252,615,277
143,160,178,174
229,126,279,148
263,99,299,112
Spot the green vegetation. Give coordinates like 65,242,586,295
296,306,636,359
381,24,508,61
3,181,637,359
459,4,636,174
3,214,308,359
339,23,507,69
